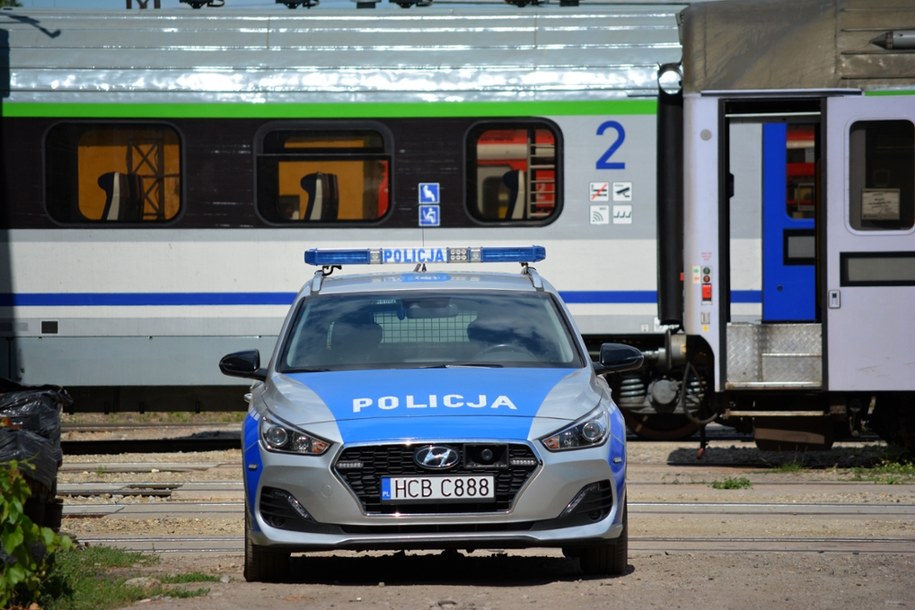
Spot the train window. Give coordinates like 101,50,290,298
842,252,915,286
848,120,915,231
785,125,816,220
256,127,391,224
783,229,815,265
45,124,182,224
468,123,560,222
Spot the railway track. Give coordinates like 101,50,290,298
57,471,915,556
50,442,915,608
48,434,915,607
68,533,915,556
61,432,241,455
63,495,915,556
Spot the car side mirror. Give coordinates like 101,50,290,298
594,343,644,375
219,349,267,381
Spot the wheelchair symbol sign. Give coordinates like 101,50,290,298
419,183,440,204
419,204,440,227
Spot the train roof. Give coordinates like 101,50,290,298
679,0,915,94
0,2,687,106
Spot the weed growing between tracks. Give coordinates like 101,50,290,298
36,545,213,610
852,453,915,485
710,476,753,490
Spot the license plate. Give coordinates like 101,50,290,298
380,475,495,502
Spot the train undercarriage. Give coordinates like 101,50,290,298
588,333,915,454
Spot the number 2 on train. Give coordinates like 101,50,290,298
595,120,626,170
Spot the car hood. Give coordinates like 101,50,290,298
261,367,608,444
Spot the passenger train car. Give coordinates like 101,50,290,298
662,0,915,450
0,1,679,414
1,0,913,450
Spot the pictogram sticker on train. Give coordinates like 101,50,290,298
590,205,610,225
612,205,632,224
419,183,440,204
590,182,610,202
418,204,440,227
613,182,632,202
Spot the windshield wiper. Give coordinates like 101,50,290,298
420,363,504,369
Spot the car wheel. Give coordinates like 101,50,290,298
578,501,628,576
244,512,291,583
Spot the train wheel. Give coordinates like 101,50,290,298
622,410,700,441
869,395,915,454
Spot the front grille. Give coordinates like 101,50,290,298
334,443,540,514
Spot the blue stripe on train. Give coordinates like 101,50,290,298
0,292,298,306
0,290,764,306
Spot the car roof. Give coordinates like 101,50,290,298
303,268,550,297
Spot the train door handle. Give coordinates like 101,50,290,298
828,290,841,309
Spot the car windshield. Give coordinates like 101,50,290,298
278,290,584,371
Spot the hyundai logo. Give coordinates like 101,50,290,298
414,445,460,470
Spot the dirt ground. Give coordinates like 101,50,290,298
58,439,914,610
129,550,915,610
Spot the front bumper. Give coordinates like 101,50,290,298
245,438,626,552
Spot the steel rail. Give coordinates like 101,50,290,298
70,534,915,555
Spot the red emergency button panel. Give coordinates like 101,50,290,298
701,266,712,303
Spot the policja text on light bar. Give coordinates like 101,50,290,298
304,246,546,267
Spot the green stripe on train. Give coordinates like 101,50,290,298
865,90,915,97
0,100,658,119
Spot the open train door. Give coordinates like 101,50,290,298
676,0,915,448
824,96,915,394
711,99,833,448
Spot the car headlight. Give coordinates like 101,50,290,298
259,414,331,455
540,404,610,451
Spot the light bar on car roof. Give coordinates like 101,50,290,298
304,246,546,267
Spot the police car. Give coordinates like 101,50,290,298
219,245,643,581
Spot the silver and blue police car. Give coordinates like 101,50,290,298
219,246,643,581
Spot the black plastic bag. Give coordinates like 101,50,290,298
0,379,71,467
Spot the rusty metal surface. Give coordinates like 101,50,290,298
680,0,915,93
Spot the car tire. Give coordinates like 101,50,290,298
244,512,291,583
578,501,628,576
